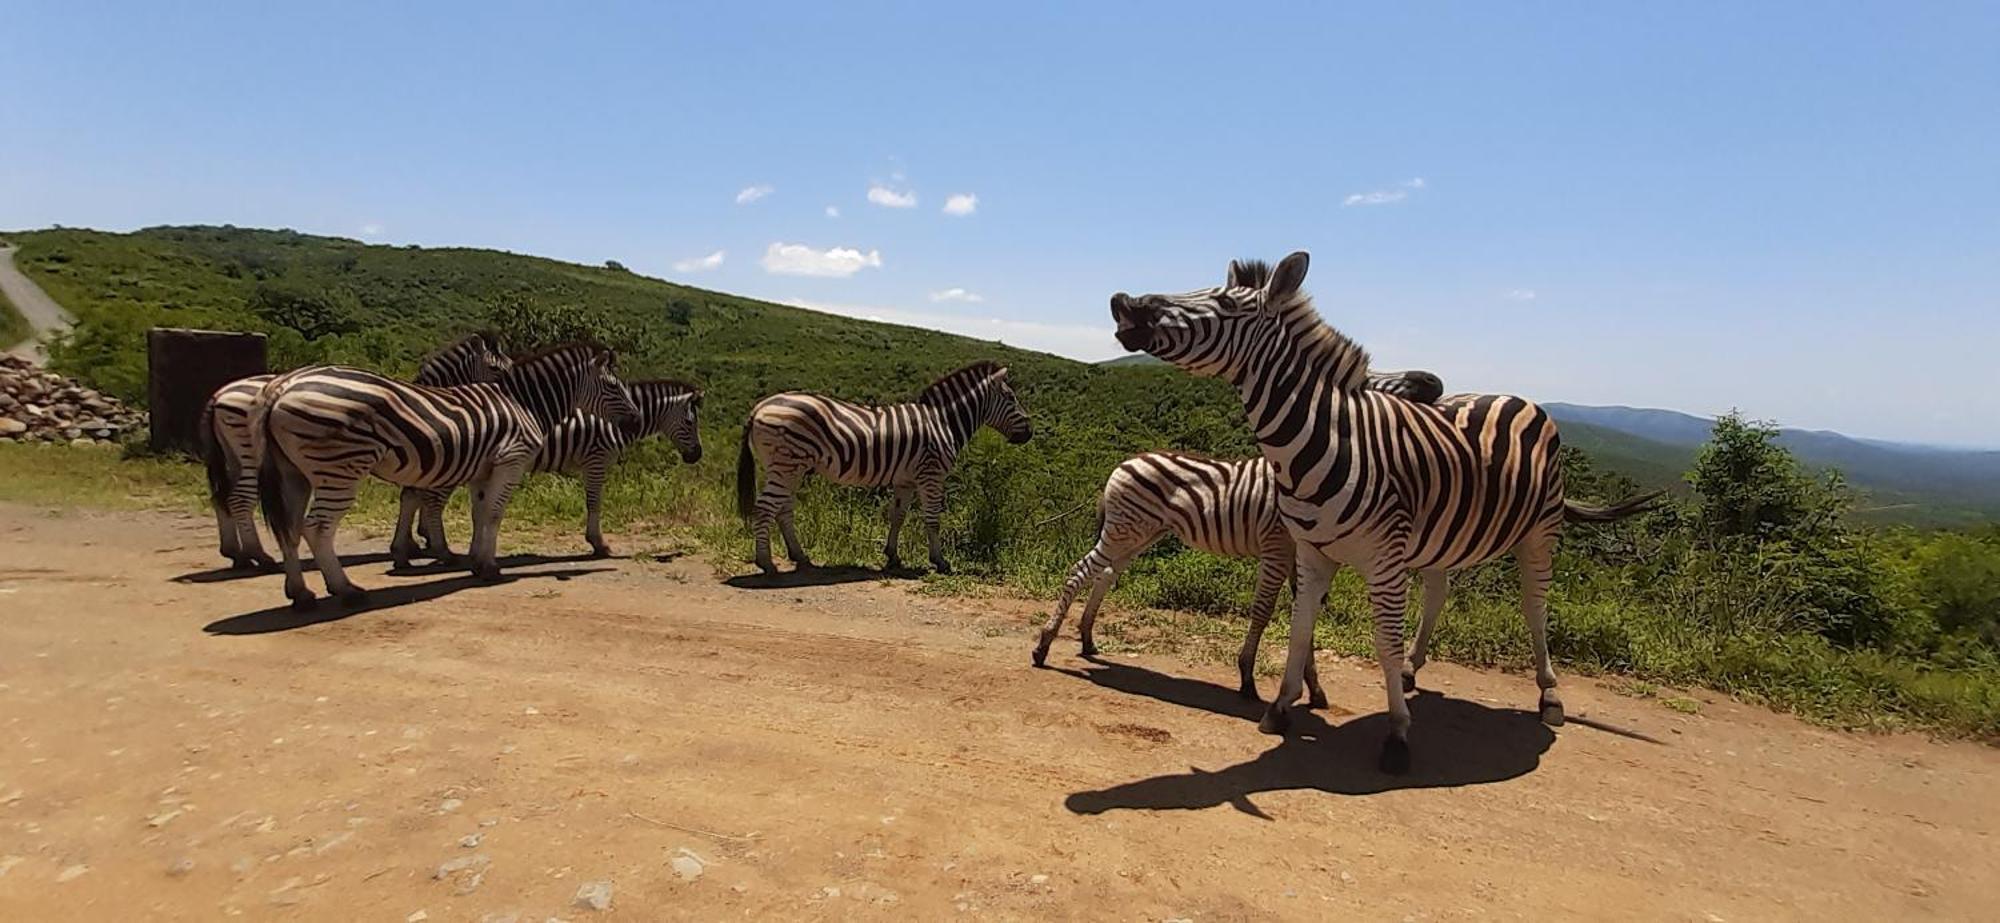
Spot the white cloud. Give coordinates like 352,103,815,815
1343,177,1427,207
929,287,985,304
785,298,1115,361
942,193,978,216
867,183,917,208
825,205,840,218
735,184,774,205
760,242,883,278
673,250,725,273
1504,288,1537,301
359,223,384,238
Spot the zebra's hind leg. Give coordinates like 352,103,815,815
918,470,949,574
225,459,274,571
417,489,458,565
467,462,528,582
883,487,913,571
265,446,317,610
1035,541,1112,666
752,465,808,573
1403,569,1449,693
583,460,611,558
1239,540,1294,702
300,479,368,607
390,487,424,569
1074,565,1121,659
1517,541,1563,726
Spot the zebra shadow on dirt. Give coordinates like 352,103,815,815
200,566,613,636
1057,659,1557,812
723,563,925,589
173,551,605,584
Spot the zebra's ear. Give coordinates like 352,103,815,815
1226,259,1255,289
1265,251,1309,304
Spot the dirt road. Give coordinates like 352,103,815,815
1,502,1994,921
0,244,75,363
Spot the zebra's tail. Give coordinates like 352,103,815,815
735,424,758,522
1563,489,1665,523
198,398,230,511
258,412,302,548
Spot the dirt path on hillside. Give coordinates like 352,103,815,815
0,244,75,363
1,502,1995,921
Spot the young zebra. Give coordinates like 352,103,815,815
1031,370,1446,702
737,361,1032,575
1110,252,1657,774
392,378,705,563
197,333,511,570
255,343,637,609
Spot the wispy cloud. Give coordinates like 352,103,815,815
942,193,978,216
760,242,883,278
825,205,840,218
929,287,984,304
867,183,917,208
735,184,774,205
673,250,725,273
359,223,384,238
1343,177,1427,207
1503,288,1537,301
785,298,1114,361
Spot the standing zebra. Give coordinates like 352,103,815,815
392,378,705,563
737,361,1032,575
255,343,636,609
1031,370,1447,702
1109,252,1657,774
198,333,511,570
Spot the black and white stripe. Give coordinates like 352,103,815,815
394,379,705,561
255,343,636,609
198,333,510,570
735,361,1032,575
1030,370,1447,701
1111,252,1656,774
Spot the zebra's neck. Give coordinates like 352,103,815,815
1234,298,1372,488
929,387,990,447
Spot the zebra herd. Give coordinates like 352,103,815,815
196,249,1655,775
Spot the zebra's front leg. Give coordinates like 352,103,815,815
1363,560,1415,775
468,462,528,582
301,478,368,607
1259,549,1337,736
1403,569,1449,693
1517,542,1563,726
583,460,611,558
390,487,424,569
417,488,458,564
882,487,913,571
918,472,950,574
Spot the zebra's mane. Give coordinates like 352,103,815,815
629,379,701,399
423,331,502,362
917,361,1007,406
509,341,613,369
1232,257,1371,394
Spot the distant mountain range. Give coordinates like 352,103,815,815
1092,357,1997,525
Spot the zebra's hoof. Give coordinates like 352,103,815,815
1079,641,1100,659
1031,642,1050,668
589,544,613,559
1257,706,1292,736
884,555,902,572
755,559,777,575
288,594,317,613
1378,737,1411,775
1237,681,1261,702
474,569,504,584
1306,691,1330,710
930,558,953,575
1540,699,1565,727
1402,672,1417,694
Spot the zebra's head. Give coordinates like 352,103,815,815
572,348,641,425
630,380,704,464
987,370,1033,444
416,332,515,387
471,333,514,381
1110,251,1314,380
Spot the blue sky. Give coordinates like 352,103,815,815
5,2,1997,445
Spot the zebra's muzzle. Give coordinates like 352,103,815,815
1109,293,1155,352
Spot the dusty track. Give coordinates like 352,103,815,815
1,502,1995,920
0,245,74,364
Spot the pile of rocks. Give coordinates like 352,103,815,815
0,355,148,445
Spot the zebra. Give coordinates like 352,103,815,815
197,333,510,570
1030,370,1447,702
736,361,1032,575
1109,252,1658,774
255,343,637,610
391,378,705,563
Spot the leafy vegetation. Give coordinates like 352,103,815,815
3,224,1996,740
